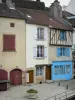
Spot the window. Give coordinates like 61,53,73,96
37,28,44,40
57,48,70,57
60,65,65,74
33,46,47,58
60,31,66,40
54,66,60,75
3,35,15,51
37,46,44,58
66,65,70,74
10,23,15,27
54,65,65,75
36,67,44,76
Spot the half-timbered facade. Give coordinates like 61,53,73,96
49,29,72,46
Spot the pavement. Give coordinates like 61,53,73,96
0,80,75,100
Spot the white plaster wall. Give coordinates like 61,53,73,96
0,17,26,72
26,24,49,68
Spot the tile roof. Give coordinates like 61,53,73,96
62,11,75,27
18,8,73,31
0,3,24,19
0,3,73,31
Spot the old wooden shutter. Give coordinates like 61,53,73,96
3,35,15,51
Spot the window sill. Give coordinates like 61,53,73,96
60,39,66,41
36,39,44,41
58,56,69,57
2,50,16,52
35,57,44,59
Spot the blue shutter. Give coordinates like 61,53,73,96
33,47,37,58
66,48,70,56
57,48,60,57
60,31,66,40
60,31,63,40
64,32,66,40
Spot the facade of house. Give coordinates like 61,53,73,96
0,0,73,85
0,3,27,85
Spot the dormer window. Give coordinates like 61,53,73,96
60,31,66,40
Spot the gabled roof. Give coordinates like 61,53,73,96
0,3,73,31
62,11,75,18
18,8,73,31
62,10,75,27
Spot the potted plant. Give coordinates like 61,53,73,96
26,89,38,99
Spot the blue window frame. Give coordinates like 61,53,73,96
54,64,70,75
57,48,70,57
60,31,66,40
54,66,60,75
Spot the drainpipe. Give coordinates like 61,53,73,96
25,21,27,86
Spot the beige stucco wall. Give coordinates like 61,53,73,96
0,17,26,73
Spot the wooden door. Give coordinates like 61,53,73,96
46,66,51,80
10,69,22,85
0,69,8,80
27,70,34,84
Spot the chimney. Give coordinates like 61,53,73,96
0,0,2,3
2,0,6,3
37,0,40,2
6,0,15,9
49,0,62,20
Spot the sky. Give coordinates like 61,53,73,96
40,0,71,7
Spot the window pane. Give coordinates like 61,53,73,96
54,66,59,75
36,67,39,76
66,65,70,74
37,46,44,57
37,28,44,40
40,67,43,75
63,48,66,56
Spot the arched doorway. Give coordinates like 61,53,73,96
0,69,8,80
0,69,8,91
10,69,22,85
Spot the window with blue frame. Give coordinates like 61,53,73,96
66,65,70,74
54,66,60,75
36,67,44,76
54,64,70,75
57,48,70,57
60,31,66,40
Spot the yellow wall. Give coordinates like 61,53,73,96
0,17,26,73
